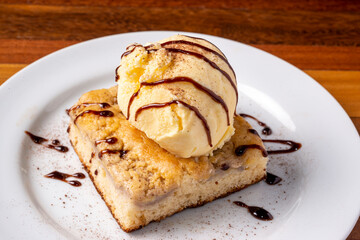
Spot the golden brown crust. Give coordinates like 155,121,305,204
128,175,265,232
68,87,266,201
69,135,129,231
71,128,264,232
68,86,268,232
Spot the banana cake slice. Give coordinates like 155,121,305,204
67,86,268,232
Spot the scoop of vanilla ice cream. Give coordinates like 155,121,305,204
117,35,237,158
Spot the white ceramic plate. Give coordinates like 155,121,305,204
0,31,359,240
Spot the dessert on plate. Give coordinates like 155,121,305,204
67,35,268,232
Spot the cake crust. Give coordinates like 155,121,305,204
70,138,264,232
68,86,268,232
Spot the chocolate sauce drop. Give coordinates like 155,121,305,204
74,110,114,123
248,129,259,136
239,114,272,135
25,131,47,144
98,149,128,159
135,100,212,147
262,127,272,135
95,137,118,146
119,150,127,158
68,180,82,187
262,139,302,154
47,144,69,153
72,172,86,178
98,103,111,108
235,144,268,157
233,201,273,221
25,131,69,153
44,171,85,187
265,172,282,185
220,163,230,171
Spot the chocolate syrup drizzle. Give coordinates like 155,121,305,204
262,139,302,155
127,77,230,125
120,42,237,100
95,137,118,146
237,132,301,156
265,172,282,185
74,110,114,123
44,171,85,187
234,122,301,163
239,113,272,135
121,44,143,58
183,35,228,59
159,40,235,77
116,37,239,149
135,100,213,147
115,65,121,82
126,43,142,50
159,48,237,100
121,39,233,76
67,102,110,114
233,201,273,221
235,144,268,157
98,149,128,159
24,131,69,153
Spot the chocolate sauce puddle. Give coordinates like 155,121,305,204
265,172,282,185
127,77,230,125
44,171,85,187
25,131,69,153
134,100,213,147
239,113,272,135
262,139,302,154
233,201,273,221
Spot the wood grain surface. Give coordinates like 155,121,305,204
1,4,360,46
0,0,359,239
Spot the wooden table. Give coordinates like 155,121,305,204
0,0,359,238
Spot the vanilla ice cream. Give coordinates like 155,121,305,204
116,35,237,158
